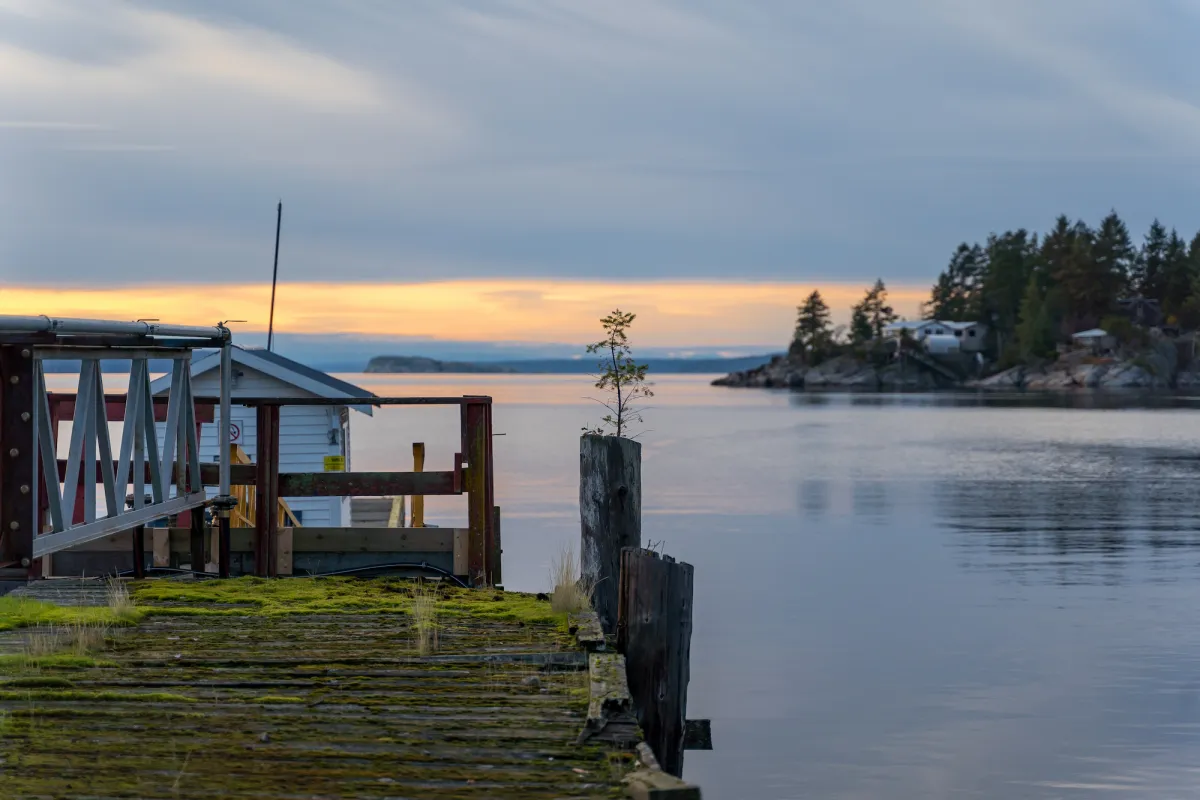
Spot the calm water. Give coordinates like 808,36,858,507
347,374,1200,799
46,371,1200,797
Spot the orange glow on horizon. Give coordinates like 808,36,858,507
0,280,928,346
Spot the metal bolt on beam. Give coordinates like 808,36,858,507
19,485,29,494
9,375,18,384
9,521,18,530
8,448,17,457
20,349,29,358
20,412,29,422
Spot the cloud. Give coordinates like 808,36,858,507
2,0,1199,297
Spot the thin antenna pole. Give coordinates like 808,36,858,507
267,200,282,352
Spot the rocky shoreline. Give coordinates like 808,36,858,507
714,345,1200,391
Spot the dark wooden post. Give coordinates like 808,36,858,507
189,507,206,574
580,434,641,633
0,346,35,575
254,404,280,578
131,525,146,578
462,398,495,586
618,547,695,778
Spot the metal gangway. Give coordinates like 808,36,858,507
0,316,233,580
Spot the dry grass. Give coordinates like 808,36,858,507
106,577,134,618
22,619,110,660
410,582,440,656
549,544,597,614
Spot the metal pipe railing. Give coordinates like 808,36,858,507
0,315,230,340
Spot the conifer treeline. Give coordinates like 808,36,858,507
791,212,1200,365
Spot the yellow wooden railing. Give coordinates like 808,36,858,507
229,444,302,528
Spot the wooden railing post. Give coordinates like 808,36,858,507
580,434,641,634
0,346,35,574
618,547,695,779
254,405,280,577
411,442,425,527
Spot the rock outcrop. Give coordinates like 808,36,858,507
712,354,948,391
970,346,1175,391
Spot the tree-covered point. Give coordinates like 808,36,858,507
924,211,1200,364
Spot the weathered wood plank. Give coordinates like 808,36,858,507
278,471,459,497
618,547,695,778
579,434,641,634
63,527,459,555
577,652,639,747
568,610,607,652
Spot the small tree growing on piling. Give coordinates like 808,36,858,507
583,309,653,438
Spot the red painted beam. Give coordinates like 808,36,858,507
48,393,214,423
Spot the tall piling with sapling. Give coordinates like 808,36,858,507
581,433,641,633
580,309,653,634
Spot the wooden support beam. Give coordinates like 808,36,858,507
618,548,695,779
411,442,425,527
48,394,214,423
276,526,293,575
0,346,35,571
189,508,206,573
683,719,712,751
131,525,145,578
580,434,642,634
52,461,462,497
276,471,459,497
254,405,280,577
462,399,495,585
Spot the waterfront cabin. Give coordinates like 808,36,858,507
151,346,376,527
1070,328,1117,354
884,320,988,352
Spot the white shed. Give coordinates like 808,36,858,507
150,347,376,527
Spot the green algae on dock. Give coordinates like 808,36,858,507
0,578,634,798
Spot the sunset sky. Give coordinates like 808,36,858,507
4,1,1200,355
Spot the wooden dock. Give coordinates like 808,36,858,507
0,578,639,798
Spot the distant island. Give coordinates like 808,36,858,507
365,356,517,374
366,354,776,375
716,210,1200,392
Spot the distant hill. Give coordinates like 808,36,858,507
365,354,778,374
365,356,517,374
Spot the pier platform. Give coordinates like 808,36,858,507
0,578,634,798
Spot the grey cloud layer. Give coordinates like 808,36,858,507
2,0,1200,285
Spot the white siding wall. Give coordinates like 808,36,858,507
156,365,349,526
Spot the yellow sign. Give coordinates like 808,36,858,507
323,455,345,472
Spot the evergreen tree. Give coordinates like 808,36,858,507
978,229,1038,356
850,279,896,344
928,243,985,320
1016,274,1055,362
1092,210,1137,295
1135,220,1170,301
1161,229,1194,319
791,290,834,363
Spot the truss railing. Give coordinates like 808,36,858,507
0,317,231,574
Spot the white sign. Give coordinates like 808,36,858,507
229,421,241,443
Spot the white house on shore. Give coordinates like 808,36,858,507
884,320,988,353
151,346,377,527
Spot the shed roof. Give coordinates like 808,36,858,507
150,345,376,414
1072,328,1108,339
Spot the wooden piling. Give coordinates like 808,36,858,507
579,434,641,633
618,547,695,778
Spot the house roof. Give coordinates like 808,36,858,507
1072,328,1108,339
885,319,982,332
150,345,377,415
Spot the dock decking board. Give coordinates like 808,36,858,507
0,579,633,798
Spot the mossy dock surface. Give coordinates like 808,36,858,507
0,577,632,798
